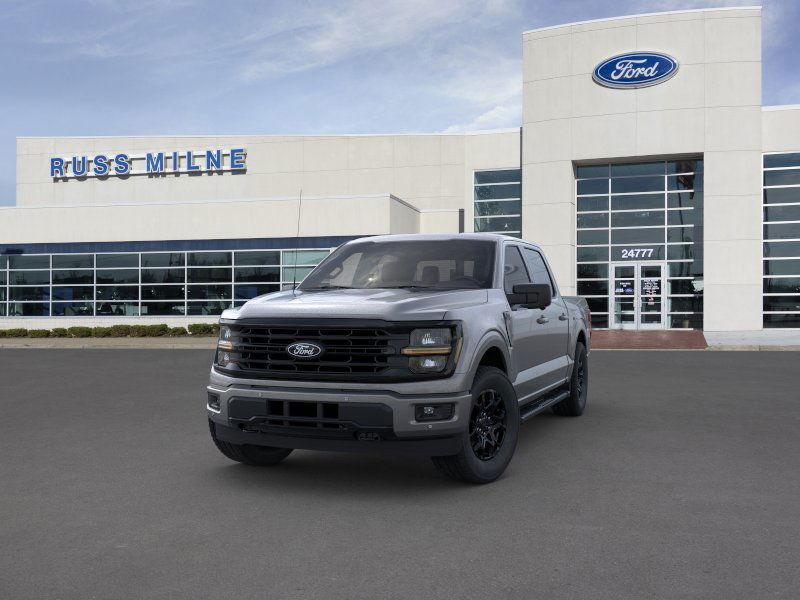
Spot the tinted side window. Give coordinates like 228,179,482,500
503,246,531,293
522,248,555,294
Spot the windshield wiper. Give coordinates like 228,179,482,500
379,285,438,290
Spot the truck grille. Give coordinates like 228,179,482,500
221,323,412,380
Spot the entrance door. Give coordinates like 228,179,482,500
610,262,666,330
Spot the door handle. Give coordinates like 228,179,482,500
559,313,568,321
537,315,549,324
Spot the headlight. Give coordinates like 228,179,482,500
403,328,455,373
216,325,235,367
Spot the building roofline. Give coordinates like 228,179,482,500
522,5,761,36
763,104,800,112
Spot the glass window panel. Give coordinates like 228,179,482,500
577,247,609,262
611,228,664,244
669,314,703,329
282,250,330,265
141,268,185,284
611,162,664,177
474,170,520,184
763,241,800,258
474,184,521,200
186,301,228,316
667,227,694,243
590,314,609,328
52,286,93,301
668,279,703,295
187,284,232,300
10,287,49,301
669,297,703,312
577,230,608,245
52,302,94,316
474,216,521,233
764,170,800,187
585,297,608,312
96,286,139,301
235,284,280,300
521,248,555,291
577,281,608,295
0,272,5,286
611,194,664,210
140,253,185,268
667,191,702,209
52,254,93,269
96,254,138,268
141,285,185,300
611,245,665,261
668,262,695,277
96,269,138,284
187,267,231,283
763,296,800,312
763,187,800,204
96,302,139,316
577,197,608,212
577,264,608,279
577,213,608,228
667,209,699,226
576,179,608,195
576,165,608,179
0,255,6,269
0,304,5,316
764,205,800,223
187,251,231,266
764,259,800,276
140,302,185,316
764,314,800,328
667,174,700,191
233,251,280,266
234,266,280,282
52,270,93,284
9,255,49,269
611,176,663,194
611,210,665,228
764,153,800,169
10,270,50,285
667,245,694,260
282,266,314,282
0,288,5,301
764,223,800,240
474,200,522,217
8,302,49,316
667,160,702,174
763,278,800,294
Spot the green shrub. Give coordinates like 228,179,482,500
130,325,149,337
0,330,6,338
168,326,188,337
146,324,169,337
211,323,220,335
188,323,216,336
51,328,69,338
92,327,113,338
67,326,92,338
5,328,28,338
28,329,51,338
109,324,132,337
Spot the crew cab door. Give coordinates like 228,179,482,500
502,244,539,402
520,246,570,392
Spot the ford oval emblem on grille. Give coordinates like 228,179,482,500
286,341,324,359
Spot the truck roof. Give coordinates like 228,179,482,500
347,232,534,245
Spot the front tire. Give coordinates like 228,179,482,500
552,341,588,417
209,421,293,466
432,366,519,484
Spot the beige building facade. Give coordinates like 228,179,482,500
3,6,800,332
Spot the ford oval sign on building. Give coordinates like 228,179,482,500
593,52,679,89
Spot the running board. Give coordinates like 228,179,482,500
519,388,570,422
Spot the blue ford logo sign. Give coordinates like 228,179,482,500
286,341,324,359
593,52,678,89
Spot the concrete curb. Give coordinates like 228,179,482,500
0,338,218,349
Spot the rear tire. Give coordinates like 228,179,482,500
432,366,519,484
209,420,293,466
552,341,588,417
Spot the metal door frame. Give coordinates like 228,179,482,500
610,261,667,330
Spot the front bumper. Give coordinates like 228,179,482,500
206,371,471,456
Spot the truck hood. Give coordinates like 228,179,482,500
226,288,489,321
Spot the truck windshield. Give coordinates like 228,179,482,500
299,239,496,291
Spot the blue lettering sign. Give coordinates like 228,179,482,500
146,152,165,173
93,154,109,176
230,148,246,170
171,151,180,172
186,150,200,172
72,156,88,177
50,158,65,177
593,52,678,89
113,153,130,175
206,149,221,170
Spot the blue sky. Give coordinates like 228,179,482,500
1,0,798,206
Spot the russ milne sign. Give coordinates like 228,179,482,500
593,52,678,89
50,148,246,179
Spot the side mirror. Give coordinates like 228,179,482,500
509,283,551,310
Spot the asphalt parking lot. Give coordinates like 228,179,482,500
1,349,798,600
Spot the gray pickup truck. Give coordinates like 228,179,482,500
207,233,590,483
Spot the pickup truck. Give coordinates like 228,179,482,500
207,233,590,483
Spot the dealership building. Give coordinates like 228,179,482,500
2,6,799,333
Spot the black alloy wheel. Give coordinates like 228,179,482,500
469,388,507,461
